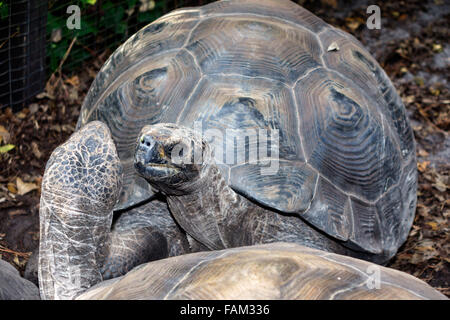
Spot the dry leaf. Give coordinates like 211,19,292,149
417,149,429,157
65,75,80,87
426,222,438,231
13,255,20,266
0,125,10,144
432,43,443,53
16,177,38,196
417,161,430,172
16,111,27,119
327,42,340,52
8,209,27,217
31,141,42,159
7,182,17,194
402,95,415,104
433,179,447,192
345,17,364,31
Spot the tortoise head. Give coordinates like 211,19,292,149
134,123,211,195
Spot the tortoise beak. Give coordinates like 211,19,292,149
134,133,180,179
136,135,166,165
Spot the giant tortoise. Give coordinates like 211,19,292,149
39,0,420,300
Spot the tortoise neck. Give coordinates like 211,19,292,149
166,163,254,250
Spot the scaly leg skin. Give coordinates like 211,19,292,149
38,121,123,300
100,199,190,280
29,199,190,287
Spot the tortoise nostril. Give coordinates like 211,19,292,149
140,135,154,148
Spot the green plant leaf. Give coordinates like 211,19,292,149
127,0,138,10
0,144,15,154
81,0,97,5
0,2,9,20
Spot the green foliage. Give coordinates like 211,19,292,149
47,0,165,73
0,2,9,20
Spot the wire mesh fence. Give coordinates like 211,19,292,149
0,0,47,112
0,0,215,111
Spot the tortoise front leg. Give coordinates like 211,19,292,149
38,121,122,300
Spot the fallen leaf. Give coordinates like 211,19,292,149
417,161,430,172
8,209,27,217
65,75,80,87
0,125,10,144
16,111,27,119
426,222,438,231
429,87,440,96
433,179,447,192
417,149,429,157
31,141,42,159
402,95,415,104
16,178,38,196
7,182,17,194
346,20,361,31
327,42,340,52
0,144,15,153
432,43,443,53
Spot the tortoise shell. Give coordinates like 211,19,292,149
77,0,417,256
0,259,40,300
76,243,445,300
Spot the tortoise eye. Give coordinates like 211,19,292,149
140,136,145,143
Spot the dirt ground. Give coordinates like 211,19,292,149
0,0,448,297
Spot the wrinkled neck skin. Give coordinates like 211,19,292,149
165,158,349,255
166,163,246,250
